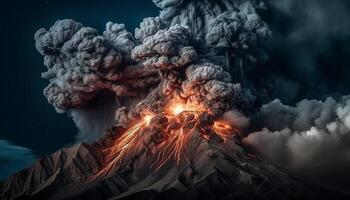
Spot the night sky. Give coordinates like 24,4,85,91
1,0,350,180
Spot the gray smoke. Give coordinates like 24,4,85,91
153,0,271,87
132,24,197,71
244,96,350,193
35,0,269,141
0,140,36,180
70,96,117,142
34,19,158,141
266,0,350,102
35,19,133,112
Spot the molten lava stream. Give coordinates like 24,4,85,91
92,114,153,178
152,125,196,171
151,100,204,171
92,100,236,178
212,120,236,141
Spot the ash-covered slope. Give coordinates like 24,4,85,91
1,129,346,200
0,143,102,200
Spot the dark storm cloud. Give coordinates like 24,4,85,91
244,96,350,193
0,140,36,180
265,0,350,103
241,0,350,194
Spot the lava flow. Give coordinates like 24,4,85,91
93,112,154,178
94,100,235,178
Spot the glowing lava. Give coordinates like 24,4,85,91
213,120,237,141
166,100,207,116
93,113,154,178
94,100,235,178
144,114,153,125
172,104,186,115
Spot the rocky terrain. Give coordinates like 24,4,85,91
1,128,348,200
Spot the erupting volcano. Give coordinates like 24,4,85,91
2,0,350,200
95,100,235,178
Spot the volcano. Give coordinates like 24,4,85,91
2,121,349,200
1,0,350,199
0,124,339,200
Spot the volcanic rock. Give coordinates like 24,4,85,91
1,129,347,200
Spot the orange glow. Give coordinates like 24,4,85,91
152,113,198,170
144,114,153,125
172,104,186,115
166,100,207,116
212,120,236,141
93,100,236,178
92,114,154,179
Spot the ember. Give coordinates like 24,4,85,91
93,113,154,178
166,100,206,116
94,100,235,177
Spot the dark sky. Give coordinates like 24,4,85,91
0,0,158,157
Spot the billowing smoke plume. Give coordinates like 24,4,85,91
0,140,36,180
244,97,350,193
35,0,269,141
153,0,271,88
34,19,159,141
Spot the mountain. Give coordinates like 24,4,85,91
1,127,348,200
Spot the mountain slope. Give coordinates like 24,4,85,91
2,129,347,200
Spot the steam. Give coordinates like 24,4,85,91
0,140,36,180
70,96,117,142
244,97,350,193
223,110,249,130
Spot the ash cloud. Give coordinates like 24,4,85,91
35,0,268,142
35,19,132,112
34,19,158,142
131,24,197,71
0,140,36,180
223,110,250,130
244,97,350,193
264,0,350,103
241,0,350,193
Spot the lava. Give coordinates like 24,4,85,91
93,113,154,178
94,100,235,178
212,120,237,141
166,100,207,116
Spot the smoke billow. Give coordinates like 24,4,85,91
244,97,350,193
34,19,159,141
0,140,36,180
223,110,250,130
35,0,268,141
240,1,350,192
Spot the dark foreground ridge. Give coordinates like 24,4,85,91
1,129,349,200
